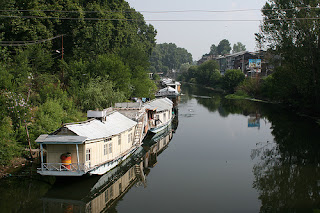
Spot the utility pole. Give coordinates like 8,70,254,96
61,34,65,88
62,35,64,60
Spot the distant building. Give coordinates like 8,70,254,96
148,73,153,79
198,50,278,77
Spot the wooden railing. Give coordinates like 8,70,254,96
39,163,89,172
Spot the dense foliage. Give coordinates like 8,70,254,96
0,0,157,164
179,60,245,92
208,39,246,58
256,0,320,112
232,42,246,53
149,43,193,75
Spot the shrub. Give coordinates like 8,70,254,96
0,117,22,165
222,69,245,93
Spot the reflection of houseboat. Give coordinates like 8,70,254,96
144,98,174,134
42,147,146,213
143,128,174,168
36,108,146,176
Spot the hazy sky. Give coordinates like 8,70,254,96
126,0,267,60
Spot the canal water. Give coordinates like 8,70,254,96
1,84,320,212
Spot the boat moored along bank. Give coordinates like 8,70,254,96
35,97,176,177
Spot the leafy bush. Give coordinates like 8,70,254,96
0,117,22,165
222,69,245,93
237,78,261,97
79,77,126,111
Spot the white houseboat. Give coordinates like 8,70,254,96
143,98,174,134
160,78,181,94
155,86,179,98
36,109,145,176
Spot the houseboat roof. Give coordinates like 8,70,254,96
114,102,142,109
36,135,88,144
159,86,178,93
156,87,179,97
166,81,181,86
65,112,137,140
143,98,173,112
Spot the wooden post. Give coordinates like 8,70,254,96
76,144,80,171
25,124,33,160
40,144,44,171
61,35,64,60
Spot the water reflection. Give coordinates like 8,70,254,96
250,112,320,212
182,84,320,212
248,114,260,128
41,118,177,213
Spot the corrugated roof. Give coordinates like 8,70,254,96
143,98,173,112
156,87,179,96
65,112,137,140
36,135,87,144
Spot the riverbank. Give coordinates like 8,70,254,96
183,82,320,123
0,157,29,178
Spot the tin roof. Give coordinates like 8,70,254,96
65,112,137,140
143,98,173,112
166,81,181,86
36,135,87,144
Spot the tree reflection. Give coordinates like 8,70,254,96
251,110,320,212
182,84,320,211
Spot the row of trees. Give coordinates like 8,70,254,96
178,60,245,93
0,0,157,164
149,43,193,75
185,0,320,115
255,0,320,113
209,39,246,56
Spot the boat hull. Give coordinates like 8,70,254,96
89,146,140,175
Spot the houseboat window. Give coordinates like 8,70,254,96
118,134,121,145
129,168,133,179
104,143,108,156
164,112,166,122
119,183,122,193
109,143,113,154
110,185,114,198
86,149,91,161
128,133,132,143
105,189,109,203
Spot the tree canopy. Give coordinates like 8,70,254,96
232,42,246,53
207,39,247,58
257,0,320,111
149,43,193,75
0,0,158,164
210,44,218,55
217,39,231,55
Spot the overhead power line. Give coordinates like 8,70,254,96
0,14,144,21
1,14,320,22
0,34,64,46
0,7,319,14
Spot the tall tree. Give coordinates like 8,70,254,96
210,44,218,55
217,39,231,55
257,0,320,111
232,42,246,53
149,43,193,74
